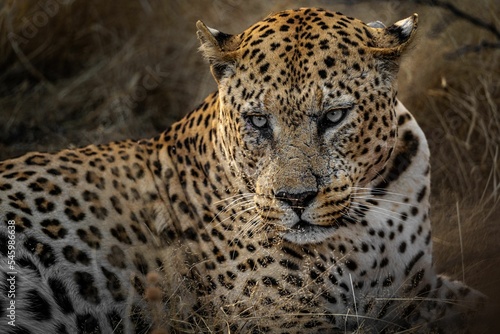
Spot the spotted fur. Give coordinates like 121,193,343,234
0,8,484,334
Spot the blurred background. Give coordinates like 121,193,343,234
1,0,499,329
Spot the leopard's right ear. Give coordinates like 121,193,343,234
367,14,418,58
196,21,240,83
364,14,418,84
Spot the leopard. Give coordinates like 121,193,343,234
0,7,485,334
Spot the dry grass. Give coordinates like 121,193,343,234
398,4,500,328
1,0,499,331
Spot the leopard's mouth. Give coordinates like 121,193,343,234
291,220,318,231
290,219,338,231
283,215,355,244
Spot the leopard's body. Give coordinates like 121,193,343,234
0,8,483,334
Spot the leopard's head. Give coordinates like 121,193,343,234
197,8,417,244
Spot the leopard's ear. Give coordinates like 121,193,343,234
196,21,240,83
365,14,418,82
368,14,418,58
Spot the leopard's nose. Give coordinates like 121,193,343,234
275,190,317,216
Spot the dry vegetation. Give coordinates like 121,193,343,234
1,0,498,331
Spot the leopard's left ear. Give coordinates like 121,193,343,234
196,21,240,83
368,14,418,58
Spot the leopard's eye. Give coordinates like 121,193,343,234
324,108,349,126
250,115,269,128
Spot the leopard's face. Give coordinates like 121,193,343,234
198,8,417,243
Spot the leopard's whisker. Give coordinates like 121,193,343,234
350,200,422,226
213,193,254,206
213,201,256,227
351,186,409,198
351,196,416,207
